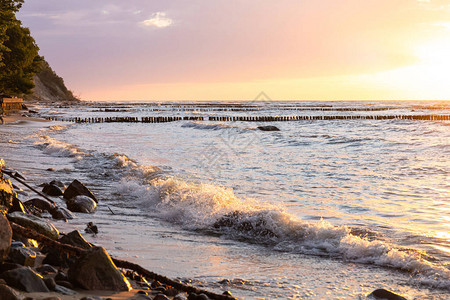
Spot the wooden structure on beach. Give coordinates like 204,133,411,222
1,97,23,112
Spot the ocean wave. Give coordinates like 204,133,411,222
114,175,450,290
48,125,68,131
33,134,87,159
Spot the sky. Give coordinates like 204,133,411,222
17,0,450,101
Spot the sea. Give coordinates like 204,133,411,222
1,100,449,299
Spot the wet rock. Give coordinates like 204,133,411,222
54,284,77,295
0,214,12,263
64,180,97,203
0,168,14,213
55,280,74,289
369,289,407,300
24,198,54,213
42,184,63,197
84,222,98,234
66,195,97,213
7,243,37,266
0,283,22,300
55,271,68,282
1,266,49,292
44,277,56,290
7,212,59,240
257,125,280,131
59,230,92,249
222,291,232,296
42,297,61,300
0,262,22,273
154,294,170,300
8,197,27,214
49,180,65,189
68,246,131,291
164,287,180,297
36,264,58,275
49,207,74,220
187,294,210,300
174,294,188,300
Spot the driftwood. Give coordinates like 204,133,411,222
9,221,235,300
2,169,56,205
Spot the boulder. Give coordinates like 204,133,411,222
7,212,59,240
0,283,23,300
59,230,92,250
0,214,12,263
1,266,49,292
24,198,55,212
369,289,407,300
257,125,280,131
68,246,131,291
50,207,74,220
36,264,58,275
66,195,97,213
7,243,37,266
50,180,66,189
8,197,27,214
0,167,15,213
64,180,97,203
42,184,63,197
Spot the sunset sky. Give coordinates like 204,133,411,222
18,0,450,101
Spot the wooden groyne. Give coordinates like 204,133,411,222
45,114,450,123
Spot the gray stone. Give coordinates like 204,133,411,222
44,277,56,290
36,264,58,275
66,195,97,213
59,230,92,249
0,266,49,292
369,289,407,300
7,244,37,266
174,294,188,300
68,246,131,291
54,284,77,295
50,207,74,220
42,184,63,197
49,180,65,189
8,197,27,214
0,283,23,300
63,180,97,203
257,125,280,131
154,294,170,300
0,214,12,263
7,212,59,240
24,198,54,212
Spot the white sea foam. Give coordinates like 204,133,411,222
114,172,450,290
33,134,86,159
49,125,67,131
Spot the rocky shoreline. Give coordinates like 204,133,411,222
0,159,236,300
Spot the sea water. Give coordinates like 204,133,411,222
1,101,449,299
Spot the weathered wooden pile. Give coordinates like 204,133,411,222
45,114,450,123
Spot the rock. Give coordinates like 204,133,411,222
42,297,61,300
164,287,180,297
0,167,15,213
222,291,232,296
68,246,131,291
0,283,23,300
7,212,59,240
66,195,97,213
0,262,22,273
64,180,97,203
0,214,12,263
59,230,92,249
55,280,74,289
50,206,74,220
174,294,188,300
8,197,27,214
154,294,170,300
1,266,49,292
36,264,58,275
24,198,55,212
55,271,68,282
44,277,56,290
369,289,407,300
8,243,37,266
42,184,63,197
54,284,77,295
49,180,65,189
84,222,98,234
257,125,280,131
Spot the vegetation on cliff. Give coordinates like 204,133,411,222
0,0,78,101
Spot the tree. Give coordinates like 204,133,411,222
0,0,40,95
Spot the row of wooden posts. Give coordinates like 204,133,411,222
45,114,450,123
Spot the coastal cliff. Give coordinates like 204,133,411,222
26,60,80,103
